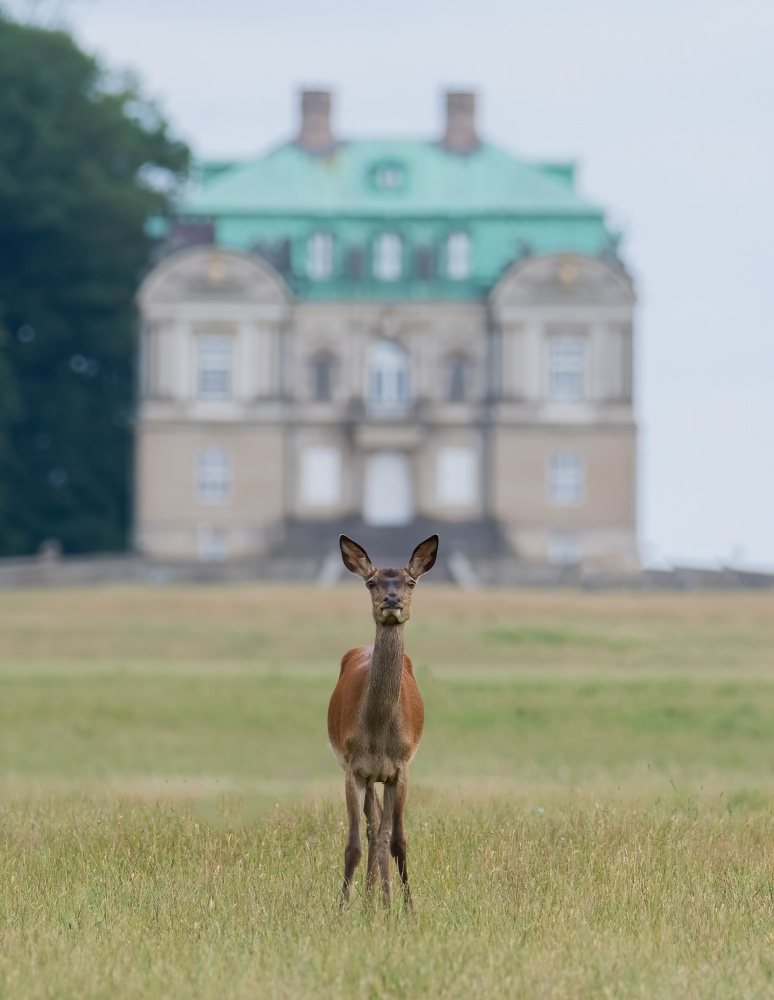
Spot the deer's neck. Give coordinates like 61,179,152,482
364,623,405,727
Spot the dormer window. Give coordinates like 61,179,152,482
307,231,333,280
446,231,471,280
373,162,406,190
373,233,402,281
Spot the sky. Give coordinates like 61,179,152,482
13,0,774,568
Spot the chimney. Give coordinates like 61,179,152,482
297,89,334,153
442,91,479,154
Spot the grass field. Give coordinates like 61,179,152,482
1,583,773,998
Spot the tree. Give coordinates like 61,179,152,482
0,12,188,555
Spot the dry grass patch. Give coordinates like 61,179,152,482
0,584,773,997
1,797,773,999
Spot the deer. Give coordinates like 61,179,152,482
328,533,439,907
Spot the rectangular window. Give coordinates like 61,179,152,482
437,446,478,506
300,446,342,506
196,447,232,504
548,337,586,402
446,232,470,280
197,335,233,400
547,451,585,506
307,232,333,280
374,233,402,281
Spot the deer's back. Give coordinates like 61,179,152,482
327,645,424,775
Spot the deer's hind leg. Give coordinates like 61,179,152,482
363,783,383,892
341,770,366,904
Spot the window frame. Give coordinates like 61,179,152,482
195,447,232,505
436,446,478,507
547,336,586,404
299,446,342,507
367,339,411,416
307,231,334,281
547,450,585,507
196,334,234,401
445,231,471,281
372,162,407,191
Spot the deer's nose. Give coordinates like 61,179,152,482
382,596,402,608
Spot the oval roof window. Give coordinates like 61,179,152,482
372,162,406,191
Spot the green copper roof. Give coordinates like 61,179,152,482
174,139,615,301
185,141,600,218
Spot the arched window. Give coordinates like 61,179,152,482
367,340,410,415
311,353,335,401
447,354,470,402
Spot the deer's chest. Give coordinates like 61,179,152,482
347,716,413,781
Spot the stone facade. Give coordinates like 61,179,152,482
135,91,637,570
137,246,636,569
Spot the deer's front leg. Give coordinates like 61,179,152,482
379,780,397,905
389,768,411,905
364,783,383,893
341,770,366,904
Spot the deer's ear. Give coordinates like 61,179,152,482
407,534,439,579
340,535,375,580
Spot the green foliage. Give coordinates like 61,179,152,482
0,323,21,545
0,13,187,554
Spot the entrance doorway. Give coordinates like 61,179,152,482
363,452,413,526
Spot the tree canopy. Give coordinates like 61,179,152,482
0,12,188,555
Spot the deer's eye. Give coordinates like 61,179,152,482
367,581,376,589
407,579,416,588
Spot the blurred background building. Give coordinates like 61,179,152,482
136,90,636,569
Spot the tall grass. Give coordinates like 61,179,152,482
1,797,772,998
0,585,773,997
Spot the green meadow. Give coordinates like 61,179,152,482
1,584,773,998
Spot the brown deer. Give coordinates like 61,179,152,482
328,533,439,905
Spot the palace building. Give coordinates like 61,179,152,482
136,91,637,570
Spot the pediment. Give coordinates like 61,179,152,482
491,253,634,311
138,247,290,307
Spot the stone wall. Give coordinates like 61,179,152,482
1,551,771,591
